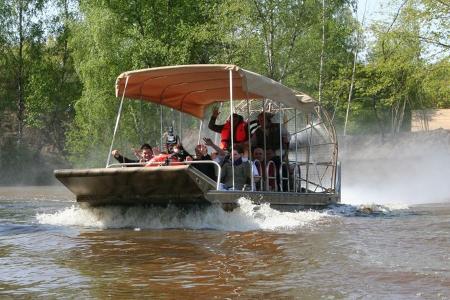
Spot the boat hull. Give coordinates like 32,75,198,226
55,166,339,208
54,166,216,206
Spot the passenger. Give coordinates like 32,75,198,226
192,144,216,180
252,147,275,191
163,126,180,154
170,143,192,162
203,137,227,166
251,112,289,156
208,107,248,150
252,147,265,166
146,128,188,166
210,151,218,161
111,143,153,166
220,145,252,190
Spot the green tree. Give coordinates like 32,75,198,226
336,0,449,135
67,0,229,166
25,0,81,153
0,0,46,142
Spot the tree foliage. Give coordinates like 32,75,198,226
0,0,448,174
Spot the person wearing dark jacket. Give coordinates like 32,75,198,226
192,144,216,180
208,107,248,150
111,143,153,166
251,112,289,153
220,145,252,190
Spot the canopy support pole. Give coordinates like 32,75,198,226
246,97,253,191
229,69,235,190
179,111,183,141
295,109,299,192
306,113,313,192
160,106,163,151
106,76,128,167
279,103,284,191
263,100,268,191
197,119,203,145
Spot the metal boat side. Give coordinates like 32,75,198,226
55,165,339,209
205,190,339,210
54,165,216,206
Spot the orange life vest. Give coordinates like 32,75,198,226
220,120,248,149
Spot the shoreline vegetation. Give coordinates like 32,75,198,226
1,126,448,186
0,1,448,185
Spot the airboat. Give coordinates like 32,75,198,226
55,64,341,209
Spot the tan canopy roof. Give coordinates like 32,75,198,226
115,64,316,119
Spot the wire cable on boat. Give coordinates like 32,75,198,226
106,76,129,167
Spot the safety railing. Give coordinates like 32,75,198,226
265,160,278,192
279,161,290,192
107,159,334,195
252,159,264,191
292,163,302,193
107,160,222,190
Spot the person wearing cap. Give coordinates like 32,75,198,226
208,107,248,150
163,126,180,154
111,143,154,166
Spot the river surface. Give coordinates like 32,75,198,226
0,186,449,299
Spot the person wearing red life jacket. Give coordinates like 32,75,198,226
146,128,192,167
208,107,248,150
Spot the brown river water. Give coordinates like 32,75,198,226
0,186,449,299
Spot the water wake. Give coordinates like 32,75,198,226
326,203,411,217
36,198,332,231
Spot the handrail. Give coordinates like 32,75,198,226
106,159,332,194
293,163,302,193
252,159,264,191
279,161,290,192
107,160,222,190
265,160,277,191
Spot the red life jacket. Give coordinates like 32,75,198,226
220,120,248,149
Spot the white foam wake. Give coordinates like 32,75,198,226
36,198,332,231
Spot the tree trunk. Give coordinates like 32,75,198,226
371,97,385,142
17,2,25,144
396,97,407,133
